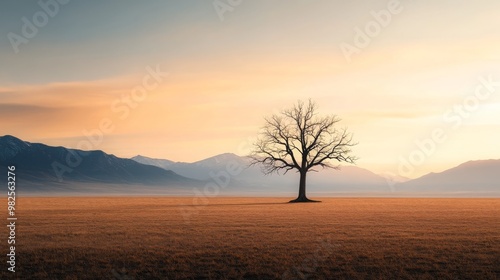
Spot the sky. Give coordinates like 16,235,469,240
1,0,499,178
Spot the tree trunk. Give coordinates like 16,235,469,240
289,170,320,203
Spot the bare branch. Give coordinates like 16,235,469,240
250,99,357,177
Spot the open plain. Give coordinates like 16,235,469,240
2,197,499,279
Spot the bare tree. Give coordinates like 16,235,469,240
250,99,357,202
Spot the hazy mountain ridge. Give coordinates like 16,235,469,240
133,154,399,193
397,159,500,194
131,155,175,170
1,135,498,196
0,135,200,193
133,154,500,196
133,153,250,181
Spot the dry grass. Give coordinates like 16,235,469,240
1,197,499,279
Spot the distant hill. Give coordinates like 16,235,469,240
132,154,394,194
0,135,200,194
131,155,175,170
396,160,500,195
133,153,249,180
133,155,500,196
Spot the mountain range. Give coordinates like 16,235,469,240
398,160,500,195
132,154,500,196
132,154,396,194
0,135,200,195
1,135,498,196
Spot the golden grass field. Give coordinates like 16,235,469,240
2,197,499,279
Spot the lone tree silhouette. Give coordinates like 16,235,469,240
250,99,357,203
